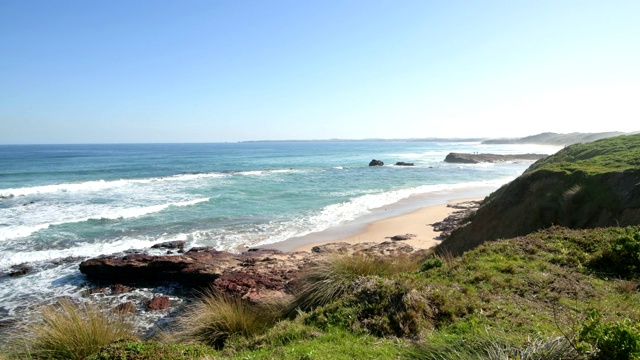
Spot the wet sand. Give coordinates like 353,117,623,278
292,197,481,252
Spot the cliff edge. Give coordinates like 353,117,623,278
439,134,640,255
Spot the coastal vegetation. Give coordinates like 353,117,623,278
3,134,640,359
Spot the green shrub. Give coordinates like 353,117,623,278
578,311,640,360
291,252,420,313
420,256,443,272
87,339,215,360
590,232,640,278
169,289,282,349
305,277,433,338
6,298,136,360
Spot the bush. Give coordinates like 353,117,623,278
305,277,434,338
590,232,640,278
578,311,640,360
291,252,420,313
5,298,136,360
169,289,282,349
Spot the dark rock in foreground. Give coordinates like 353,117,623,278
146,295,170,311
444,153,547,164
151,240,185,251
369,159,384,166
79,242,422,304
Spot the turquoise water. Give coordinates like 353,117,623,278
0,141,559,321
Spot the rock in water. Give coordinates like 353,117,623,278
146,296,170,311
369,159,384,166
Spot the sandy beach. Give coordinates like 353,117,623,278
292,197,481,252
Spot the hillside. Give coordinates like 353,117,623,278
440,134,640,255
482,131,628,146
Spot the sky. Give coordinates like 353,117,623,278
1,0,639,144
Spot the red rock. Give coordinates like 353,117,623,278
146,296,170,311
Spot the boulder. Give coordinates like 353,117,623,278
8,264,32,277
369,159,384,166
146,296,170,311
151,240,185,251
395,162,414,166
385,234,417,241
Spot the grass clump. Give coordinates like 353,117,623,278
169,289,282,349
5,298,136,360
87,339,215,360
410,333,579,360
291,252,420,313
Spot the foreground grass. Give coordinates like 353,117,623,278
4,298,136,360
5,226,640,359
167,289,283,349
290,251,421,313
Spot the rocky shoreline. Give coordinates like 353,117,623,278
77,200,480,314
444,152,547,164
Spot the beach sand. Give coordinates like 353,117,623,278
292,197,481,252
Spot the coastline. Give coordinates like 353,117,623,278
292,197,481,252
257,185,490,253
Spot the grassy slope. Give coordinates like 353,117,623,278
440,134,640,255
70,226,640,359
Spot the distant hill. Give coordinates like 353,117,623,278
482,131,628,146
439,133,640,255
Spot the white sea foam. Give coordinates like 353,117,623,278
0,198,210,242
254,177,514,247
0,238,159,268
0,173,226,198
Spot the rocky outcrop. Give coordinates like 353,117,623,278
385,234,416,241
80,241,421,304
444,153,547,164
431,201,481,240
395,162,414,166
369,159,384,166
151,240,185,251
146,296,170,311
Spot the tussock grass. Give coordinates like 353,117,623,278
5,298,136,360
412,334,580,360
170,289,282,349
291,252,421,313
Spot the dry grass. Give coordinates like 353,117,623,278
5,298,136,360
169,289,282,349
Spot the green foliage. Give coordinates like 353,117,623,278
87,339,215,360
590,232,640,278
578,310,640,360
227,328,405,360
526,134,640,175
169,289,282,349
305,277,433,337
5,298,136,360
420,256,443,272
290,252,420,313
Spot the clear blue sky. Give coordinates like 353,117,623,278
1,0,639,144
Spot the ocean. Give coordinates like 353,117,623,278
0,141,560,328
